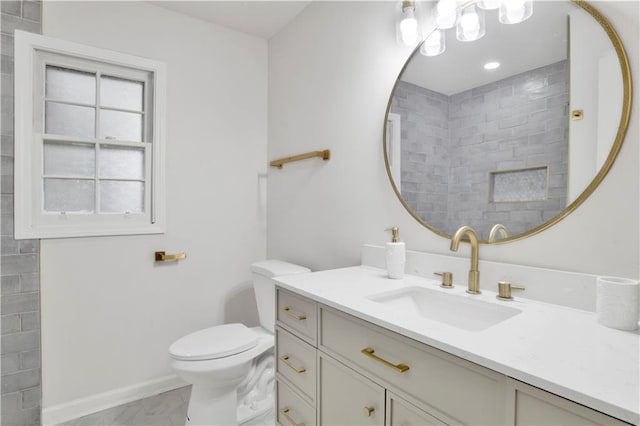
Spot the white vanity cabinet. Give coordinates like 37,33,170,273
319,306,507,425
275,287,632,426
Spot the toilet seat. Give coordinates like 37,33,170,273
169,323,258,361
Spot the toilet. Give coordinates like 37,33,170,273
169,260,310,426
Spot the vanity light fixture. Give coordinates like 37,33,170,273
457,4,486,41
421,29,446,56
499,0,533,24
478,0,501,10
484,61,501,69
398,1,419,46
401,0,533,56
436,0,458,29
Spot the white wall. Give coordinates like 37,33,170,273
568,6,623,201
267,1,639,278
41,2,267,422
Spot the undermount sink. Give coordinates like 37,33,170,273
367,286,521,332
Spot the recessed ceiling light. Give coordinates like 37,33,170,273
484,61,500,70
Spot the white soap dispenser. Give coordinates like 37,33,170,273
386,227,406,279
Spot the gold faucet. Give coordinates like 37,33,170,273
488,224,508,242
450,226,481,294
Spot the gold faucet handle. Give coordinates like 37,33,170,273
496,281,525,300
434,272,454,288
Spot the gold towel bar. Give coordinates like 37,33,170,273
155,251,187,262
270,149,330,169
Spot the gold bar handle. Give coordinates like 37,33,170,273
280,407,306,426
270,149,330,169
283,307,307,321
279,355,306,374
154,251,187,262
361,347,410,373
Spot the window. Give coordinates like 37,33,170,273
15,31,166,238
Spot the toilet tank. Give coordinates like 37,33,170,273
251,260,310,333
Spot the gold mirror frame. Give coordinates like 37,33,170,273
383,0,632,244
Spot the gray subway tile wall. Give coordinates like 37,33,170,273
391,60,569,240
1,1,42,425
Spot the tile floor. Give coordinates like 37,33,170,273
59,386,275,426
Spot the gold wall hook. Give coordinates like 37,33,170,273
571,109,584,120
154,251,186,262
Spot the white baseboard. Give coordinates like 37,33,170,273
42,374,187,426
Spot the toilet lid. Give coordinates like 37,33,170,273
169,323,259,361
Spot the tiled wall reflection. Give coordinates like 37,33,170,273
391,60,569,239
1,2,42,425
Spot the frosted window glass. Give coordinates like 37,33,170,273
44,142,95,177
491,167,548,202
99,110,143,142
100,76,144,111
45,66,96,105
100,145,144,180
45,102,95,138
100,180,144,213
44,179,95,212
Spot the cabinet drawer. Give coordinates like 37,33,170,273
276,327,317,404
319,353,385,426
277,379,316,426
320,307,507,425
387,392,447,426
509,379,630,426
277,289,317,345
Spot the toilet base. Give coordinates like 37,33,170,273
240,405,274,426
184,395,274,426
238,395,273,425
185,381,242,426
181,332,275,426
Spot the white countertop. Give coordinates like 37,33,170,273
274,266,640,425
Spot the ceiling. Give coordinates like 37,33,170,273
152,1,312,39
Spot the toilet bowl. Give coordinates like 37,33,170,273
169,260,310,426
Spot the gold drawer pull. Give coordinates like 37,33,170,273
283,307,307,321
363,406,375,417
280,407,306,426
361,347,410,373
279,355,306,374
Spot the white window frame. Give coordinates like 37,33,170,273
15,30,166,239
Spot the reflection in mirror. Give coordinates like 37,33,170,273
385,0,630,242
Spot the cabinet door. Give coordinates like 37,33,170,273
387,392,448,426
509,379,629,426
319,353,385,426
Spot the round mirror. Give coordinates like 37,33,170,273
384,0,631,243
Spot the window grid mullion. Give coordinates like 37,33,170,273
43,99,96,109
95,71,101,214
